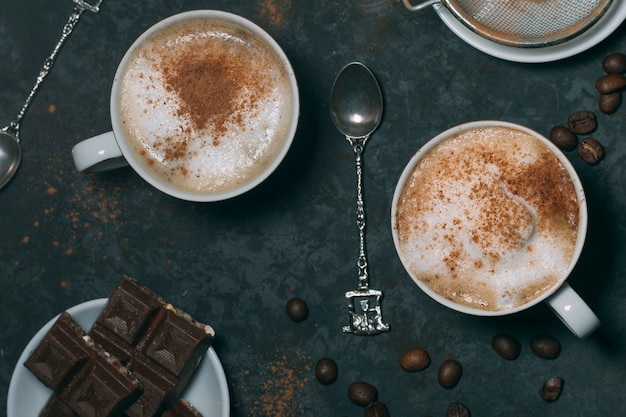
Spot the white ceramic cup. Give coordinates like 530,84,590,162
72,10,299,202
391,120,601,338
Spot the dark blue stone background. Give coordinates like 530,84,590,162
1,1,625,416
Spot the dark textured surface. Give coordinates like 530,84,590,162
1,1,625,416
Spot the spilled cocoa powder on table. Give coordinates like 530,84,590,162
233,348,312,417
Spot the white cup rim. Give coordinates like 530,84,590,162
391,120,588,316
110,10,299,202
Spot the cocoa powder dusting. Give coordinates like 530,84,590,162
159,36,268,152
233,349,312,417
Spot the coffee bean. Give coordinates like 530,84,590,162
348,381,378,406
578,137,605,165
364,402,390,417
603,53,626,74
438,359,462,389
595,73,626,94
400,348,430,372
491,333,521,360
567,110,597,134
446,402,470,417
540,377,564,402
599,91,622,114
286,297,308,322
530,334,561,359
549,126,578,151
315,358,338,385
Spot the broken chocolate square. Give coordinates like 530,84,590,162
62,352,141,417
40,394,79,417
89,321,133,365
161,399,203,417
95,276,164,345
140,305,214,379
24,312,93,391
125,354,179,417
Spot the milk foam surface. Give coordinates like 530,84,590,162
118,19,294,195
396,126,579,311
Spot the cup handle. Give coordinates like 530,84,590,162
72,131,128,172
545,282,600,338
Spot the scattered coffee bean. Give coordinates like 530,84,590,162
540,377,564,402
438,359,462,389
400,348,430,372
603,52,626,74
446,402,470,417
578,137,605,165
549,126,578,151
595,73,626,94
348,381,378,406
599,91,622,114
286,297,308,322
364,402,390,417
315,358,338,385
530,334,561,359
567,110,597,134
491,333,521,360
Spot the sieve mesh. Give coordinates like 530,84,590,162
446,0,613,47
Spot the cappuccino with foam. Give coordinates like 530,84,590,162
394,125,580,312
118,17,295,196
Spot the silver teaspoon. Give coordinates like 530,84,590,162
0,0,102,189
330,62,390,335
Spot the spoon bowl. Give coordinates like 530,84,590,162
330,62,383,139
0,132,21,188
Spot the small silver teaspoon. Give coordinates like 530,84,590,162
330,62,390,336
0,0,102,190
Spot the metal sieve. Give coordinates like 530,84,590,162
403,0,613,48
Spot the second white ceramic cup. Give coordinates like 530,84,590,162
391,120,600,338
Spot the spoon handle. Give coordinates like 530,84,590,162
8,0,102,137
342,135,390,335
351,137,370,289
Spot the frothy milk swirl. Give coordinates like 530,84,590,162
395,126,579,311
119,19,294,195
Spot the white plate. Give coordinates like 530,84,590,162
432,1,626,63
7,298,230,417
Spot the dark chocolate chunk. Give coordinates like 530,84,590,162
40,395,79,417
63,353,141,417
140,306,214,378
24,312,93,391
96,276,164,345
161,399,203,417
89,322,133,365
125,355,179,417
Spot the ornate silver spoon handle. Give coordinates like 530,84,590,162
353,138,370,289
6,0,103,138
342,137,390,336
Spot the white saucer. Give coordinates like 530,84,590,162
432,2,626,63
7,298,230,417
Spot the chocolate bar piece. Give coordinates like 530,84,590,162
140,305,215,380
63,352,141,417
40,395,79,417
89,321,133,365
161,399,203,417
24,312,92,391
95,276,164,345
124,354,179,417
